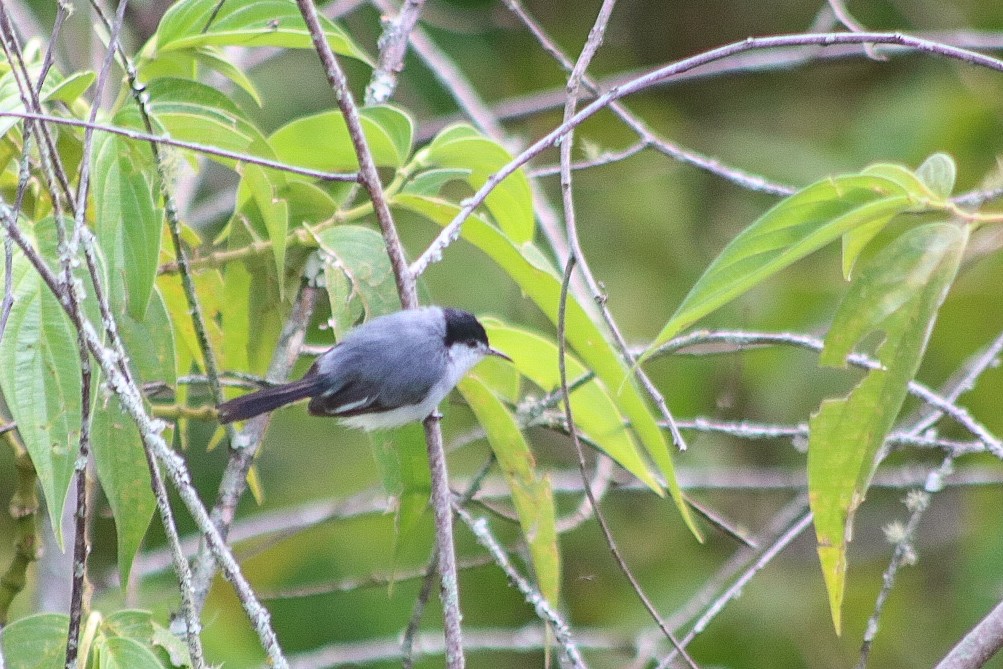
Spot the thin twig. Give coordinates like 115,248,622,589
657,512,814,668
0,111,359,182
283,626,630,668
295,1,466,666
146,455,207,668
935,599,1003,669
558,257,698,669
552,0,688,449
402,455,495,669
411,31,1003,278
454,505,588,669
64,0,133,660
654,329,1002,457
503,0,792,199
855,476,936,669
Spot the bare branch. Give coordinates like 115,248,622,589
294,2,465,666
365,0,426,105
411,31,1003,277
0,111,359,183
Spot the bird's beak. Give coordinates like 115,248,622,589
487,346,513,363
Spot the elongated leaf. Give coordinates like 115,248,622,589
481,318,662,492
419,124,535,244
459,374,560,605
269,106,411,172
394,194,701,538
0,613,69,669
315,225,401,338
156,0,370,63
244,163,290,282
808,222,968,634
91,399,155,589
44,70,95,104
92,134,162,319
0,247,82,547
156,269,225,372
644,174,922,357
91,289,173,587
115,78,263,157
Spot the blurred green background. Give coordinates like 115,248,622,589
3,0,1003,667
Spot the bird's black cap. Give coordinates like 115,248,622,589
442,308,489,347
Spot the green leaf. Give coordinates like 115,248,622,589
915,153,957,199
92,134,162,319
842,160,954,279
222,261,253,376
840,214,896,281
0,243,83,547
101,610,154,640
269,106,412,172
91,290,173,587
192,47,263,106
93,636,167,669
480,318,662,492
156,269,225,374
808,222,967,634
151,622,191,668
92,397,154,589
359,106,414,167
115,78,262,157
368,423,430,574
243,163,290,282
314,225,401,339
420,124,535,245
860,163,938,200
44,70,95,104
459,374,560,605
119,287,178,388
468,348,521,404
0,613,69,669
644,174,919,357
394,194,701,538
403,168,472,197
156,0,371,63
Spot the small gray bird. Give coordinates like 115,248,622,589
216,307,511,430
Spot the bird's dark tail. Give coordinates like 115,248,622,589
217,377,325,424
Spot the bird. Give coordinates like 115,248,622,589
216,307,512,430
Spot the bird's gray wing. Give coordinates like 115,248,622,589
306,328,445,417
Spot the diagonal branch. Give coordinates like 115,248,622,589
411,31,1003,278
294,2,465,666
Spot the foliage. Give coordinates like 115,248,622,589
0,0,1002,667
